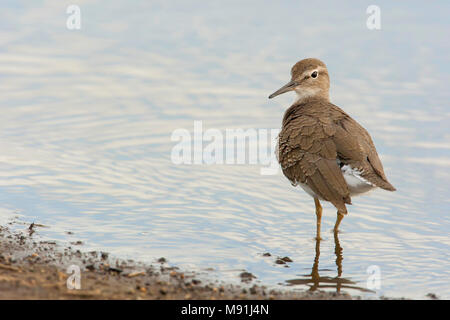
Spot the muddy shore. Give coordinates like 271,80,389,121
0,223,362,300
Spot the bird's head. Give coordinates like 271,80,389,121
268,58,330,103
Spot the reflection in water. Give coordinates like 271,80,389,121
286,233,374,295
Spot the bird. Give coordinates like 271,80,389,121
268,58,396,239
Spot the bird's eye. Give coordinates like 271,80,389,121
311,71,318,78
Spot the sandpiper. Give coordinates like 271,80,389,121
269,58,395,238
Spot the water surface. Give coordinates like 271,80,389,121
0,1,449,299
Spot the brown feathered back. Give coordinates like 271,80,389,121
278,97,396,213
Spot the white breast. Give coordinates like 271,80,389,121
341,165,375,196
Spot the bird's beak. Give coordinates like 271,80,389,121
268,80,298,99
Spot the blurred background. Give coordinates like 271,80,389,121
0,1,449,298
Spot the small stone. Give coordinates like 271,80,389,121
86,265,95,271
426,293,439,300
127,271,145,278
240,271,256,282
139,286,147,293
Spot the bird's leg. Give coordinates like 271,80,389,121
333,211,345,233
314,197,322,240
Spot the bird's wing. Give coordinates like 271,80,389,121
278,111,351,213
335,116,396,191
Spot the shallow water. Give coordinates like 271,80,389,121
0,1,449,299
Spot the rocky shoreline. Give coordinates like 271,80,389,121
0,223,359,300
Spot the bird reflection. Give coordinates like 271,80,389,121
286,232,373,294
